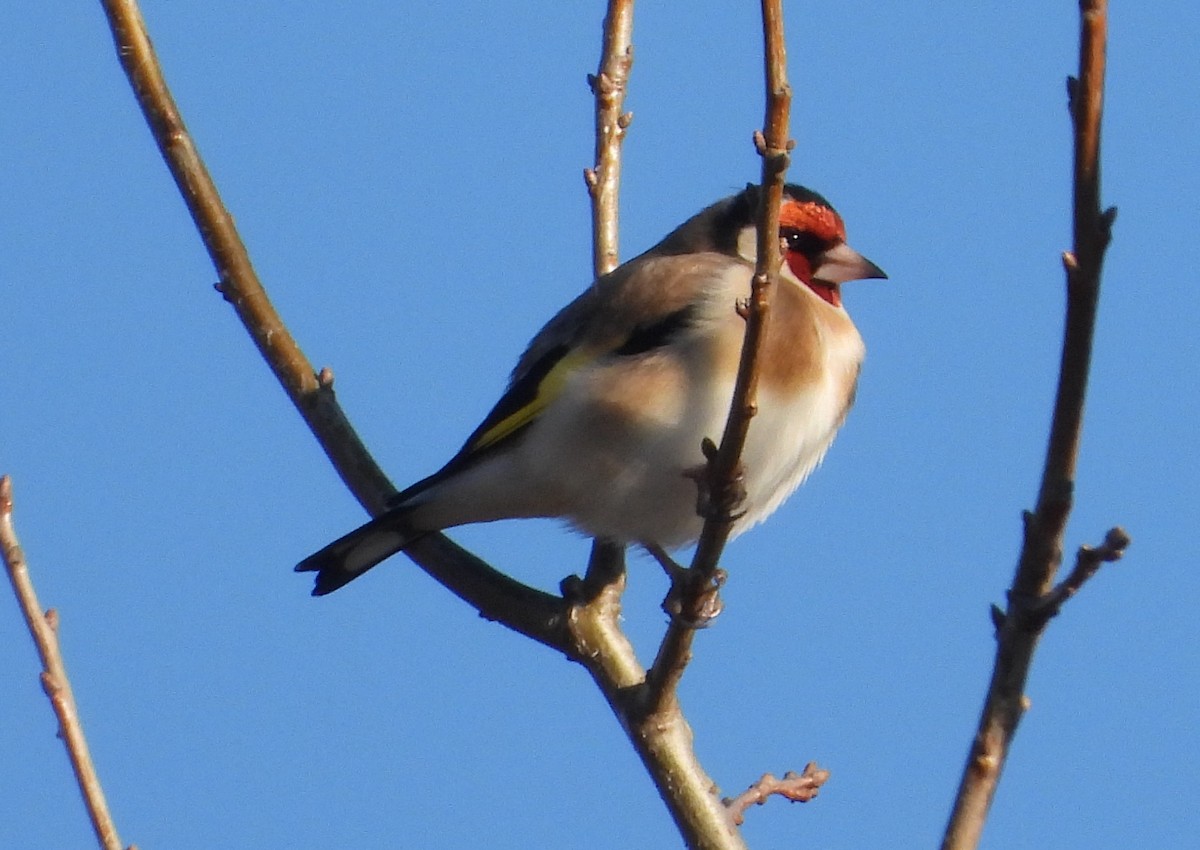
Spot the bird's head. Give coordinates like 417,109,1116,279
690,183,887,308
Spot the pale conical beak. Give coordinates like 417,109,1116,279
812,241,887,285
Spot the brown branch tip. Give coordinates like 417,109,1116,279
723,763,831,826
1038,526,1130,618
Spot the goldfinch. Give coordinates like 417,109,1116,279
298,183,885,595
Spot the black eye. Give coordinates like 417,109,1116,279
782,228,826,257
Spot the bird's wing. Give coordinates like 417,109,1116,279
393,251,741,502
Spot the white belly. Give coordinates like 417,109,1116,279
517,316,863,547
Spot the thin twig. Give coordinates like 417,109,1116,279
97,0,571,655
644,0,793,716
723,763,831,826
1033,526,1129,622
1,477,129,850
573,5,749,847
584,0,635,279
941,3,1121,848
581,0,633,595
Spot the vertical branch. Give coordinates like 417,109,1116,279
941,3,1121,848
582,0,634,590
694,0,793,571
1,477,131,850
644,0,792,713
585,0,635,279
1020,0,1115,594
572,6,755,848
1014,0,1116,602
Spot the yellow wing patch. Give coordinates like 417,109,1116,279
469,348,593,452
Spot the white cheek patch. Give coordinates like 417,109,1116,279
735,225,805,288
735,226,758,264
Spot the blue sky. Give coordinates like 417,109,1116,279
4,3,1199,848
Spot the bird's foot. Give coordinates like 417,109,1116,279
645,543,726,628
685,438,748,525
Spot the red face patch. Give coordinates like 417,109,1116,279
779,200,845,244
803,279,842,307
779,200,847,307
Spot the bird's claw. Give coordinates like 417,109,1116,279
662,566,727,628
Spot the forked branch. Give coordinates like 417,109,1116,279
96,1,818,847
940,3,1124,848
570,4,752,848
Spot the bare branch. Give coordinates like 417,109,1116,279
97,3,805,848
585,0,635,278
941,3,1123,848
644,0,793,716
574,5,751,847
723,763,831,827
1015,0,1118,604
581,0,634,604
565,559,749,850
97,0,571,655
697,0,793,583
1034,526,1129,621
1,477,129,850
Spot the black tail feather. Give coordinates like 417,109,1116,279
296,510,420,596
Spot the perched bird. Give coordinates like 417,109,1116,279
298,183,885,595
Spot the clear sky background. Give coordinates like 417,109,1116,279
4,3,1198,848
